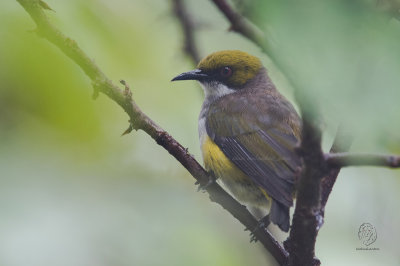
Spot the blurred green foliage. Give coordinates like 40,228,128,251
0,0,399,266
252,0,400,153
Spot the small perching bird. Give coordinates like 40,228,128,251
172,50,301,232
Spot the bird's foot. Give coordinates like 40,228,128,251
248,215,270,243
195,174,217,192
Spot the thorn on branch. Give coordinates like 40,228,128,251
39,0,55,12
121,122,134,136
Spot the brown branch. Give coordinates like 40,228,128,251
16,0,288,264
325,152,400,168
172,0,201,64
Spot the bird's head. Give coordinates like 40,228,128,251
172,50,269,99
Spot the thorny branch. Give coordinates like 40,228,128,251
16,0,287,265
17,0,400,265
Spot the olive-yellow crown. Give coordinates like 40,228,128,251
197,50,263,88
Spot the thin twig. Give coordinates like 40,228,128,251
326,153,400,168
16,0,288,264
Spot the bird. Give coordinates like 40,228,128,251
172,50,301,232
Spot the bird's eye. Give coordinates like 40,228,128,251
220,66,232,78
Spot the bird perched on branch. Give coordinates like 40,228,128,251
172,50,301,232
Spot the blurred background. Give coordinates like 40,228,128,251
0,0,399,265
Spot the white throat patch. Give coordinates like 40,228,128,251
198,81,236,150
200,81,235,101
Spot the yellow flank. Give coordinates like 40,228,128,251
202,135,241,181
201,135,271,207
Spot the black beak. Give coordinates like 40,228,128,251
171,69,208,81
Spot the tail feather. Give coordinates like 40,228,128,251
270,200,290,232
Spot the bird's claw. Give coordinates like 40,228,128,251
195,176,216,192
248,215,270,243
249,232,258,243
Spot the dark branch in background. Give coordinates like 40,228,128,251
16,0,287,265
172,0,201,64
